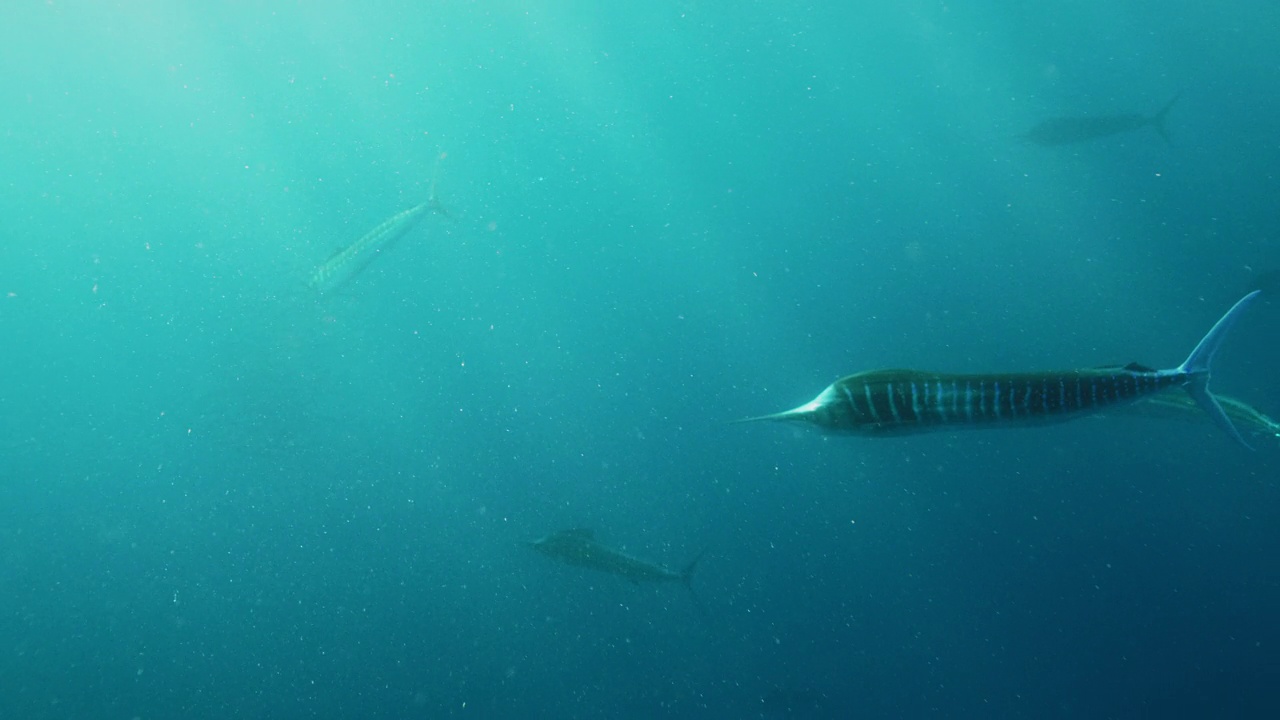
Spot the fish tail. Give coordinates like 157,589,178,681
680,549,706,587
680,550,712,624
427,177,448,216
427,152,454,220
1175,290,1262,448
1151,92,1181,146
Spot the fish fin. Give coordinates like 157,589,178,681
1178,292,1259,375
1095,363,1157,372
426,151,455,220
562,528,595,540
680,549,706,587
1150,92,1180,147
427,184,453,220
1176,291,1262,448
1185,378,1251,450
680,550,712,624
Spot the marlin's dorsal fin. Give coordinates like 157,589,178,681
563,528,595,540
1090,363,1157,372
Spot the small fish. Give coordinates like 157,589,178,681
526,528,703,588
738,292,1262,448
1022,93,1180,146
309,192,447,294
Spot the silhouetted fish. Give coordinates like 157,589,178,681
526,528,702,586
525,528,712,618
309,195,445,294
1022,93,1180,146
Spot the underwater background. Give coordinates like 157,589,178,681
2,1,1279,717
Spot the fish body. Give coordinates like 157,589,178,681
740,292,1261,447
1023,94,1180,146
526,529,700,586
308,200,439,293
748,365,1184,436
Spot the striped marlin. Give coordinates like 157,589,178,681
738,292,1262,447
308,193,446,294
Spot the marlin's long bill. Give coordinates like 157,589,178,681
308,200,440,294
739,291,1262,448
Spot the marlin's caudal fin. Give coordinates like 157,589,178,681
1150,92,1181,146
680,550,711,624
426,151,455,220
1177,290,1262,448
680,550,705,587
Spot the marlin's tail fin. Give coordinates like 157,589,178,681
427,179,452,220
680,550,711,624
1150,92,1181,147
1177,290,1262,448
427,152,454,220
680,550,705,587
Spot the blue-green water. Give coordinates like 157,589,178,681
3,2,1279,717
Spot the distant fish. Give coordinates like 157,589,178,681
308,194,446,294
1022,93,1181,146
737,292,1262,448
527,528,702,584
